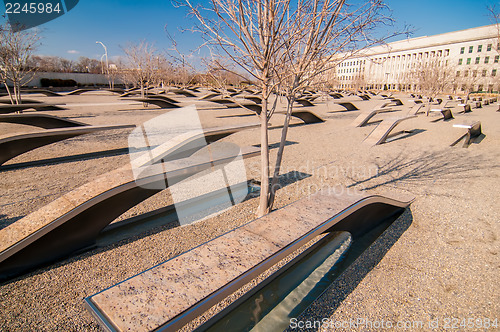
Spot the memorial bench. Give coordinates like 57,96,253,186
428,108,454,120
294,98,315,107
363,115,417,146
85,187,414,332
65,88,124,95
0,124,136,166
450,121,482,148
20,89,63,97
0,113,86,129
335,102,359,111
207,100,325,124
0,124,260,278
172,89,198,98
126,98,180,109
0,103,66,114
350,103,394,127
457,103,472,113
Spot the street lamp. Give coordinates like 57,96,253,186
96,41,109,74
96,41,110,87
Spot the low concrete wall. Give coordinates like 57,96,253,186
28,72,123,87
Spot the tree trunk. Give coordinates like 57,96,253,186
16,83,22,104
4,82,14,104
257,86,270,217
12,82,19,104
267,95,294,210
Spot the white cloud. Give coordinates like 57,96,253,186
67,50,80,54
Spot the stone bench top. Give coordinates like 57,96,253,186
0,124,135,141
131,123,259,168
85,188,414,332
0,103,65,108
453,121,480,129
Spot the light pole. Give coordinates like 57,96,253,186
96,41,110,87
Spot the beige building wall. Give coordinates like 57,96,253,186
334,24,500,94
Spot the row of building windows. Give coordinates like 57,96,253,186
458,55,500,65
369,49,451,65
340,60,366,67
459,43,499,54
456,69,497,77
338,68,361,74
339,83,497,93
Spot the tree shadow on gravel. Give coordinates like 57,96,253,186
0,215,23,231
287,208,414,331
346,150,499,191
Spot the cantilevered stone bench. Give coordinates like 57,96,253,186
172,89,197,98
0,98,44,104
364,115,417,146
131,123,260,167
407,104,425,116
0,114,86,129
457,103,472,113
0,124,135,166
350,105,393,127
429,108,454,120
295,98,315,107
85,187,414,332
20,89,63,96
0,145,260,279
206,98,242,108
243,95,262,104
199,92,221,100
211,102,325,124
0,103,66,114
451,121,482,148
65,88,124,95
279,110,325,124
336,102,359,111
126,98,180,109
329,92,343,99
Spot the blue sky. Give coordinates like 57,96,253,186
1,0,498,63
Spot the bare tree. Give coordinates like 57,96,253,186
185,0,401,216
121,41,162,97
74,56,102,73
487,5,500,92
185,0,291,216
410,55,454,98
0,22,40,104
260,0,400,210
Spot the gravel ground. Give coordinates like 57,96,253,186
0,90,498,331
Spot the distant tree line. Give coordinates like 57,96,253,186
28,56,106,74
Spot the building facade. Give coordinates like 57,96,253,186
334,24,500,94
